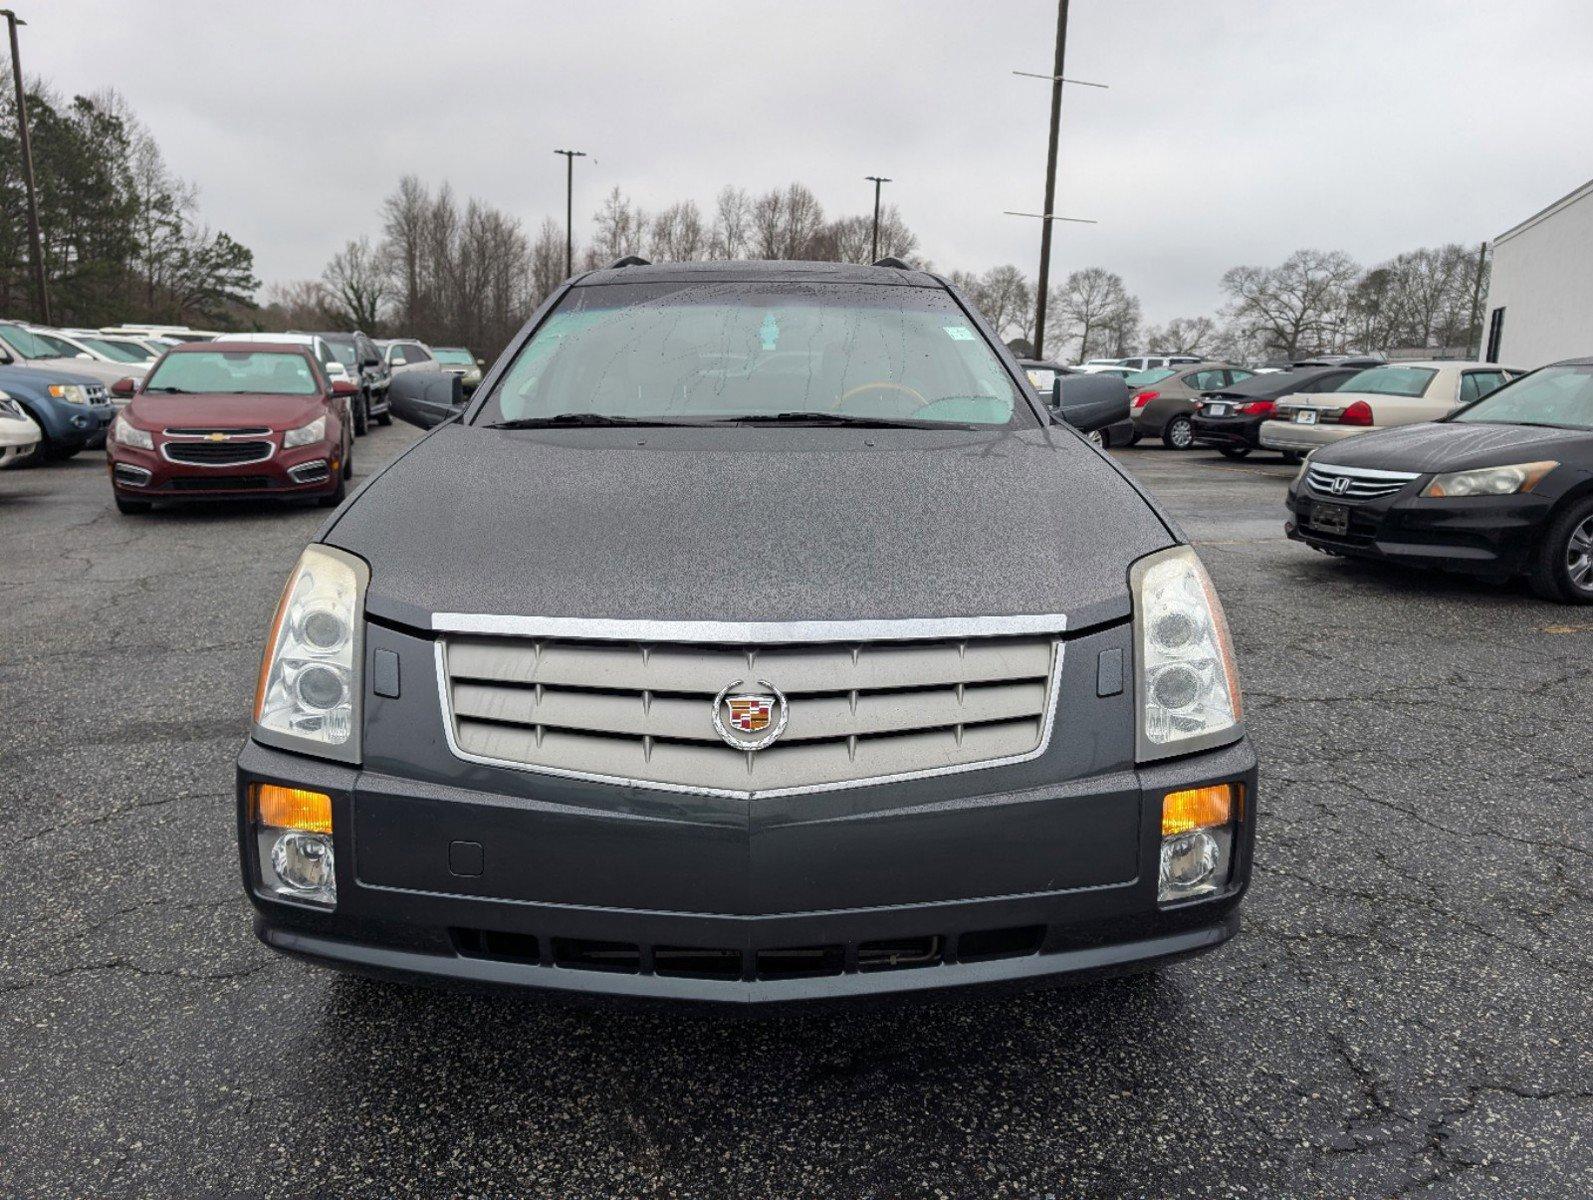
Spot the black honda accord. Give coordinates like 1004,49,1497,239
1287,358,1593,602
237,259,1257,1005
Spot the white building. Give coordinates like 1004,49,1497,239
1481,176,1593,367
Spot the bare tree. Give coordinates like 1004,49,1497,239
591,186,648,262
257,280,334,330
321,237,388,330
1145,315,1216,355
709,185,752,259
1220,249,1359,358
949,265,1034,343
649,200,707,262
529,217,566,306
380,175,430,327
1048,268,1139,362
751,183,826,259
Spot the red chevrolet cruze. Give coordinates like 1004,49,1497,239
107,340,357,514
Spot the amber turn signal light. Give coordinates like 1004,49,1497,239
254,784,333,834
1161,784,1237,837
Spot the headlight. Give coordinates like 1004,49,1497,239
1421,460,1557,498
283,415,328,449
253,544,368,762
48,383,88,405
111,415,153,450
1131,545,1242,761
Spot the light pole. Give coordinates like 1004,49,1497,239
2,9,49,325
865,175,891,262
553,149,586,277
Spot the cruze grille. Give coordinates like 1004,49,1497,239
162,440,274,466
1306,465,1419,500
439,631,1060,797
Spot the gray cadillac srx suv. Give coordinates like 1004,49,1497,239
237,259,1257,1005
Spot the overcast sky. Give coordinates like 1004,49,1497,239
23,0,1593,324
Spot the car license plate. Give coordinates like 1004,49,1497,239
1308,502,1349,535
1293,409,1318,424
1206,403,1229,417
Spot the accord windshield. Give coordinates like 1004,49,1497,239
1338,366,1437,397
477,281,1030,427
142,351,320,396
434,348,475,366
1451,365,1593,431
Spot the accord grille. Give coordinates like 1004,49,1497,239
438,627,1062,798
1306,464,1419,500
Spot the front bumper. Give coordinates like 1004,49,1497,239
1286,482,1549,576
108,438,341,499
238,716,1257,1007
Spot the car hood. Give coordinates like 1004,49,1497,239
127,392,325,430
28,356,128,384
327,424,1176,629
1310,420,1589,473
0,363,108,393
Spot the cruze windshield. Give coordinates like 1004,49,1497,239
477,281,1029,427
143,350,319,396
1452,365,1593,431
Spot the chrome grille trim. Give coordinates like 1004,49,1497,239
160,440,275,467
1306,463,1420,499
430,612,1070,643
164,426,272,437
433,623,1066,799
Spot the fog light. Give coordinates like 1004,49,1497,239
270,831,335,896
1159,827,1233,903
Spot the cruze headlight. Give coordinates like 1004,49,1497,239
1421,460,1557,498
48,383,88,405
253,544,368,762
1131,545,1243,761
283,415,327,449
112,414,153,450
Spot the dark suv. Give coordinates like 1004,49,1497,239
312,331,391,433
237,259,1257,1006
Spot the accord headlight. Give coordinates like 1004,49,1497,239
283,415,327,449
253,544,368,762
48,383,88,405
111,414,153,450
1421,460,1557,498
1131,545,1243,761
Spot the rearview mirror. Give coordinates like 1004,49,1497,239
329,380,359,397
111,376,138,397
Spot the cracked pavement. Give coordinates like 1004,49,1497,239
1,431,1588,1198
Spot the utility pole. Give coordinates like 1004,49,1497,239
1467,240,1488,358
553,149,586,277
3,10,49,325
1031,0,1069,360
865,175,891,261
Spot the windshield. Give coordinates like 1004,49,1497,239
1339,366,1437,397
1125,368,1176,387
82,336,149,363
143,350,320,395
320,337,358,368
478,281,1029,427
1452,365,1593,431
0,324,70,358
434,348,475,366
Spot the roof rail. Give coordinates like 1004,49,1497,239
610,255,651,269
872,256,912,269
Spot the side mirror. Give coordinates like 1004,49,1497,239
1053,374,1131,435
389,371,464,429
362,356,381,368
111,376,138,397
330,380,360,397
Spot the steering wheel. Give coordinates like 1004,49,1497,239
837,381,929,415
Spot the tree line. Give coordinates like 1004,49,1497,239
262,177,920,356
0,75,258,328
955,243,1489,364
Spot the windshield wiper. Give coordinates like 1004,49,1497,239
144,386,190,394
712,411,974,429
486,413,712,429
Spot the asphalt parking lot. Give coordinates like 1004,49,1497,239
2,428,1588,1199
